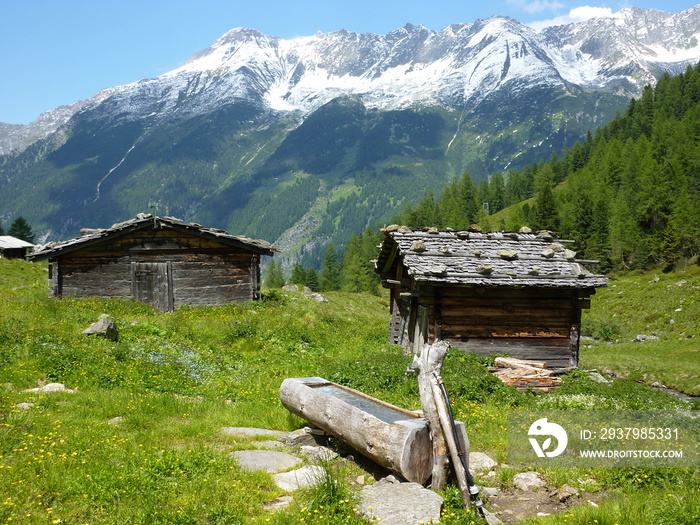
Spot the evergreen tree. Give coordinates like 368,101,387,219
320,244,341,291
0,222,4,236
528,163,558,231
290,263,307,285
487,172,506,213
339,228,380,295
438,172,479,229
7,217,34,243
264,258,285,288
305,268,320,292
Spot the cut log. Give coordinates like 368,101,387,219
494,357,548,370
279,377,433,485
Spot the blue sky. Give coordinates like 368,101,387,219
1,1,698,124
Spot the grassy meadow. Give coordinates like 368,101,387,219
1,258,698,524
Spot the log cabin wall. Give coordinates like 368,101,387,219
417,285,586,369
48,226,260,310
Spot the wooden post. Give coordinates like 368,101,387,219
431,373,471,507
410,340,450,489
412,305,429,356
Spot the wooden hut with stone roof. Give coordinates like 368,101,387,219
374,226,607,369
28,214,276,311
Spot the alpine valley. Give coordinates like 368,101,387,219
2,6,700,266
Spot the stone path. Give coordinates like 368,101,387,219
222,426,452,522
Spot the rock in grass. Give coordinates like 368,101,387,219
230,450,302,473
357,475,443,525
23,383,75,393
83,317,119,342
513,471,545,491
273,465,326,491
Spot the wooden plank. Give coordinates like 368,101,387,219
432,286,578,299
451,338,571,362
442,326,569,339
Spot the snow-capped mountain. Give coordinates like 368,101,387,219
55,7,700,124
1,6,699,259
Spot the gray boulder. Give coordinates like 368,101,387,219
83,317,119,342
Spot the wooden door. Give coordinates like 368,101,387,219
131,261,174,311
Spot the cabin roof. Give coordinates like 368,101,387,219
375,226,608,289
28,214,276,260
0,236,34,250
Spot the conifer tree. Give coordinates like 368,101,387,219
264,258,285,288
7,217,34,243
290,263,307,285
320,244,341,291
305,268,320,292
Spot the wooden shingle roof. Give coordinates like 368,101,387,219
375,226,607,289
28,214,276,260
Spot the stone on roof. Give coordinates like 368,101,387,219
375,227,607,289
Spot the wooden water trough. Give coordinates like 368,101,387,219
279,377,433,484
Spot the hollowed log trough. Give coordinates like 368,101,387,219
279,377,433,484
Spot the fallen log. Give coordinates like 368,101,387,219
279,377,433,484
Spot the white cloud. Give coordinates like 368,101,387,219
507,0,566,15
527,5,616,30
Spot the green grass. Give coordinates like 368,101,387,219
580,265,700,396
1,258,698,524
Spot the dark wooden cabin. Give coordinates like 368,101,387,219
28,214,276,311
374,227,608,369
0,235,34,259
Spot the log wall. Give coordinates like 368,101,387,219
395,285,587,368
50,228,259,309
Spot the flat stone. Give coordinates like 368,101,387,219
251,440,288,450
263,495,293,511
482,486,500,498
222,427,288,439
23,382,75,393
357,475,443,525
557,484,580,502
273,465,326,491
283,427,328,447
108,416,125,425
469,451,497,472
230,450,302,473
299,445,338,463
513,471,545,491
304,293,327,302
16,402,34,409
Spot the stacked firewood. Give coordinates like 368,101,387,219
491,357,562,393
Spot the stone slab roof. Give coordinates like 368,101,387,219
28,214,276,260
375,226,608,289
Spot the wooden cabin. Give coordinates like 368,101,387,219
374,226,608,369
28,214,276,311
0,235,34,259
